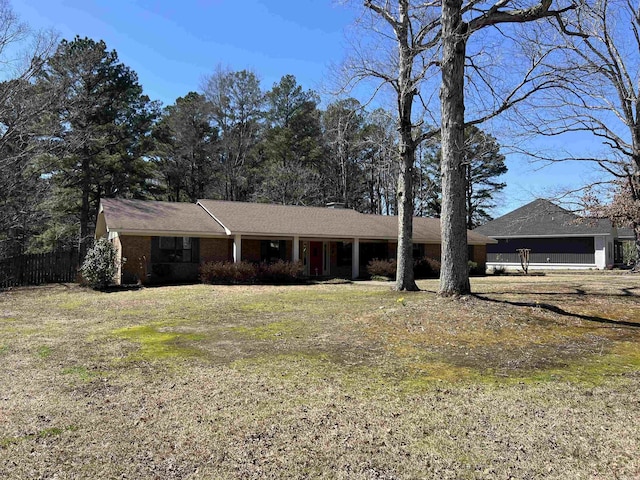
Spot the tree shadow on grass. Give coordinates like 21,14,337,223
473,284,640,299
472,294,640,329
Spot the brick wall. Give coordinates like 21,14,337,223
470,244,487,271
119,235,152,284
200,238,232,263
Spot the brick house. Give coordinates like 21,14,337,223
96,198,495,284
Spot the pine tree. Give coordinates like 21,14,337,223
36,37,158,256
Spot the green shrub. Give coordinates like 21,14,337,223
366,258,397,279
414,257,441,279
81,238,119,289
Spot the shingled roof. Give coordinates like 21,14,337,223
98,198,496,245
97,198,227,237
197,200,493,244
474,199,614,237
197,200,391,239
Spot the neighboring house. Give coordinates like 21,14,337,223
96,198,496,284
474,198,635,271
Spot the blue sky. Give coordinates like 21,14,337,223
16,0,356,103
15,0,599,216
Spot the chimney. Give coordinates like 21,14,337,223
326,202,345,209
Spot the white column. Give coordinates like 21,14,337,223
352,238,360,280
293,236,299,262
594,235,606,269
233,234,242,263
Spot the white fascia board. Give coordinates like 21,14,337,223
236,233,394,241
114,229,229,238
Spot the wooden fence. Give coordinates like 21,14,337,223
0,250,80,289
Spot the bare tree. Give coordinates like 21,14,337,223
0,0,58,257
438,0,581,295
322,98,367,209
342,0,577,293
344,0,441,291
362,108,399,215
523,0,640,266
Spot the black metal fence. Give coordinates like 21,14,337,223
0,250,80,289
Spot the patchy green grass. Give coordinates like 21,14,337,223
0,274,639,478
36,345,52,358
112,324,204,360
61,365,98,382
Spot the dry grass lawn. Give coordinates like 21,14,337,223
1,273,639,479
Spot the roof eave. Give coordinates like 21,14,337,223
486,233,612,239
108,228,229,238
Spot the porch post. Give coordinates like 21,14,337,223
293,236,299,262
233,234,242,263
594,235,606,269
352,238,360,280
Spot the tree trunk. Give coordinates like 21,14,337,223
79,156,92,260
393,0,419,292
632,221,640,273
439,0,471,295
395,142,418,291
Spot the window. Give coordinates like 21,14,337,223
260,240,286,263
336,242,352,267
155,237,197,263
359,242,389,267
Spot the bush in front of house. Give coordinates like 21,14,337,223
81,238,119,290
200,260,305,285
468,260,485,276
414,257,441,279
199,261,257,284
258,260,304,284
492,265,507,275
367,257,443,280
366,258,397,279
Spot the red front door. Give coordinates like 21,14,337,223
310,241,323,276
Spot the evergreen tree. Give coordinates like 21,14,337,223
36,37,158,256
258,75,324,205
202,67,263,201
421,126,507,228
153,92,218,202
